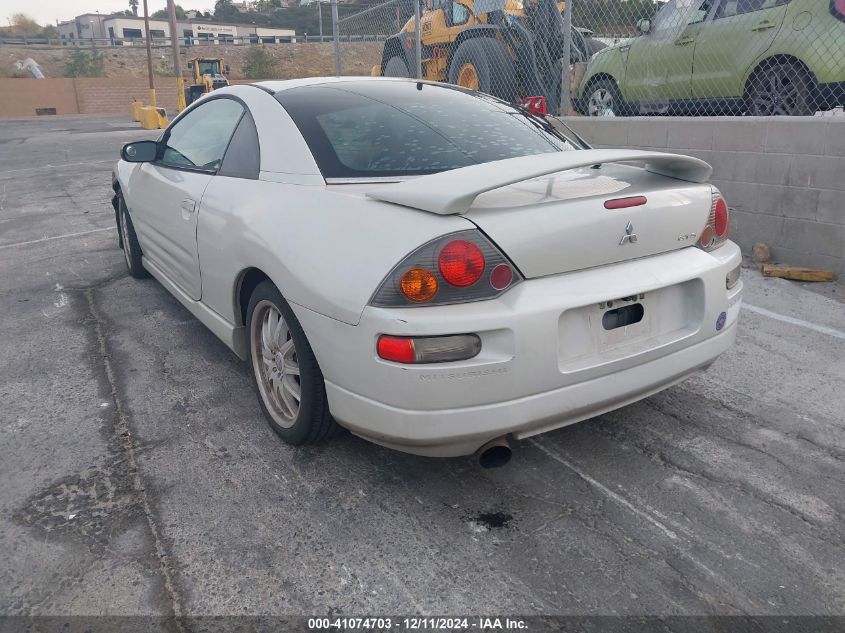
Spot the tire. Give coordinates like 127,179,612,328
585,77,626,117
246,281,339,445
745,62,813,116
477,38,518,102
118,192,149,279
383,55,410,78
448,38,494,95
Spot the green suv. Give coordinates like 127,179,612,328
575,0,845,116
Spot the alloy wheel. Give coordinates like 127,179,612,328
588,88,614,116
120,208,132,268
750,67,806,116
250,300,301,428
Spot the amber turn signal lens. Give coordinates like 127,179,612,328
400,268,438,302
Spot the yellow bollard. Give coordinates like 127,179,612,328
139,106,169,130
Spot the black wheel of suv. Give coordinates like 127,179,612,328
246,280,339,445
118,192,149,279
746,62,813,116
585,77,626,116
383,55,410,77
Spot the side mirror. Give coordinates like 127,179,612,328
224,65,230,73
637,18,651,34
121,140,158,163
187,61,194,69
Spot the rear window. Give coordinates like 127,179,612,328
275,80,581,180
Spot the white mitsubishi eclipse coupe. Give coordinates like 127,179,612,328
113,77,742,466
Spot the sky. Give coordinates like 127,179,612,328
4,1,218,26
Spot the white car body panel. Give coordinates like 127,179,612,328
129,163,210,300
113,78,743,457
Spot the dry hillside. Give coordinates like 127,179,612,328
1,42,383,80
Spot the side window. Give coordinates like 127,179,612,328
451,2,470,25
218,111,260,179
160,98,244,171
718,0,783,17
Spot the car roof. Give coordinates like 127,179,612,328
255,76,426,93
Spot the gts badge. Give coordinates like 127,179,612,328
677,232,697,242
619,221,638,245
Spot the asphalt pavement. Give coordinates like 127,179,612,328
1,115,844,621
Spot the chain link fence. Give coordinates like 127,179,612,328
331,0,845,117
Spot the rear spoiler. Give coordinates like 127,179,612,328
367,149,712,215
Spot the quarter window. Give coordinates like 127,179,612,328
160,98,244,171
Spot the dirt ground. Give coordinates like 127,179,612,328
1,41,384,80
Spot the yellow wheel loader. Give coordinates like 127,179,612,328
185,57,231,105
374,0,603,113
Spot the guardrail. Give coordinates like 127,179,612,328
0,34,390,47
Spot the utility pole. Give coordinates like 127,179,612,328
413,0,422,79
560,0,573,115
331,0,341,75
142,0,156,107
168,0,186,112
318,2,323,40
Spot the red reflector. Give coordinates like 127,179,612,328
521,95,547,116
604,196,647,210
489,264,513,290
377,336,415,363
713,197,729,237
438,240,486,287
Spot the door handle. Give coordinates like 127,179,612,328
752,20,776,30
180,198,197,221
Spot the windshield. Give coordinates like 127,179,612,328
275,80,582,180
198,60,221,75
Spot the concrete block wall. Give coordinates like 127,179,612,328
0,77,182,117
558,116,845,274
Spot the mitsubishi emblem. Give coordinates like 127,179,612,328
619,221,638,245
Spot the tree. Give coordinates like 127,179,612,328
64,48,106,77
243,46,277,79
270,0,282,6
7,13,42,35
152,5,187,19
129,0,139,16
214,0,240,21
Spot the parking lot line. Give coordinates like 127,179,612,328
0,227,116,251
529,437,680,540
743,303,845,340
0,160,114,177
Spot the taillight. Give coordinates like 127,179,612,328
713,197,729,238
370,230,522,307
399,268,438,302
832,0,845,21
377,334,481,363
697,188,729,252
438,239,485,287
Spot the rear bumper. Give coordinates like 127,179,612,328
325,321,736,457
294,242,743,457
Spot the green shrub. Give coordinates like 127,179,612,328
64,48,106,78
242,46,277,80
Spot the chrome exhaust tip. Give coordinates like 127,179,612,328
475,436,512,469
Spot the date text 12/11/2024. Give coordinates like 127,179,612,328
307,617,528,630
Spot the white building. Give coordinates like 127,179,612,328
57,14,296,44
